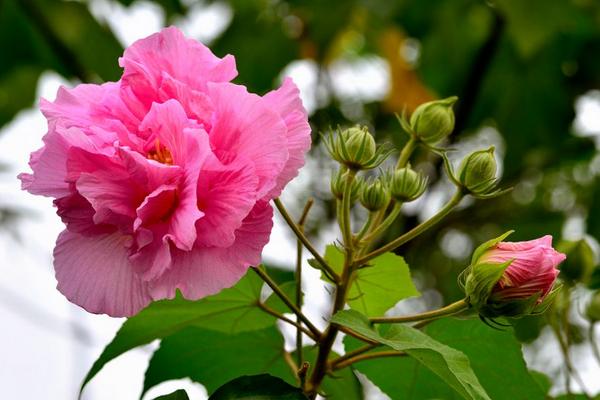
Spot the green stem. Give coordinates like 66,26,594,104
396,136,417,169
355,189,463,266
370,299,469,324
252,267,321,338
360,202,403,245
273,198,339,282
355,211,376,243
340,170,356,248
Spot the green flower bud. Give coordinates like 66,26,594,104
458,147,498,195
410,96,458,145
586,291,600,322
556,239,596,285
360,177,390,211
325,125,393,170
390,167,427,202
331,168,362,202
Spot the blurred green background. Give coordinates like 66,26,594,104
2,0,600,395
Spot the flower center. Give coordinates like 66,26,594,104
147,139,173,165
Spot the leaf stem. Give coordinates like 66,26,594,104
355,189,463,266
340,170,356,249
360,202,403,245
296,199,314,368
252,267,321,338
332,350,407,370
274,198,339,282
370,299,469,324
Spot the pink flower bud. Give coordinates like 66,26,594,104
479,235,565,303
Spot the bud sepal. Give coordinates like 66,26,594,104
324,126,393,170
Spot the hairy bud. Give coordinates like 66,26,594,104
458,147,498,195
331,168,362,202
410,96,458,145
325,125,392,171
390,167,427,202
360,177,390,211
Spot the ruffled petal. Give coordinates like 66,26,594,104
262,78,312,198
149,201,273,300
54,230,151,317
119,26,236,118
207,82,288,197
495,235,553,251
195,154,259,247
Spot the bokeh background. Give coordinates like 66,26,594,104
2,0,600,399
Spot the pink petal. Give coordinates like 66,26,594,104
495,235,553,251
54,230,151,317
195,155,259,247
119,26,236,118
149,201,273,300
207,82,288,198
262,78,312,198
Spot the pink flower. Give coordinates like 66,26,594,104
19,27,311,317
479,235,565,303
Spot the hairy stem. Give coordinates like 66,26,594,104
252,267,321,338
370,299,469,324
355,189,463,266
274,198,339,282
360,202,403,245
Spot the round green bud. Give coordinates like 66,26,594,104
410,96,458,145
334,126,377,170
360,178,390,211
586,291,600,322
390,167,427,202
331,169,362,202
458,147,498,195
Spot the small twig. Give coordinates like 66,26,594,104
283,350,299,376
330,344,379,368
336,325,379,345
252,267,321,338
274,198,339,282
296,198,314,368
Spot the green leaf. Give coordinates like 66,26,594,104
346,317,546,400
332,310,490,400
265,281,300,315
152,389,190,400
81,270,275,393
208,374,307,400
324,245,420,316
143,326,291,396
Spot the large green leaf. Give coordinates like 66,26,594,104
81,270,276,392
332,309,490,400
143,326,291,396
209,374,307,400
323,245,420,316
143,327,362,400
345,317,546,400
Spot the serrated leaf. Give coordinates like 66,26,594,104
81,270,275,393
345,318,546,400
152,389,190,400
324,245,420,316
143,326,291,397
332,310,490,400
208,374,307,400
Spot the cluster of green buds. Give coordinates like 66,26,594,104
324,126,393,171
390,166,427,202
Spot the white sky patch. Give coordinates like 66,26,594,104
574,89,600,148
175,1,233,44
329,56,390,102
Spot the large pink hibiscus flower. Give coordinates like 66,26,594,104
19,27,311,317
